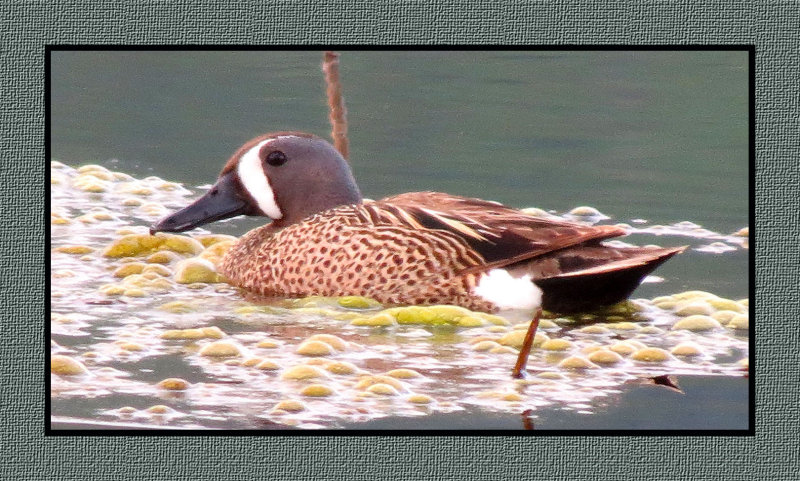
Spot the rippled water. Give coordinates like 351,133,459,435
50,162,748,430
49,50,749,430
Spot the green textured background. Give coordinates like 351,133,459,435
7,0,796,479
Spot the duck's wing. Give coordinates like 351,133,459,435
373,191,626,272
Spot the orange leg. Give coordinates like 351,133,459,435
512,307,542,378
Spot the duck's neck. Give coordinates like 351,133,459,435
273,173,362,227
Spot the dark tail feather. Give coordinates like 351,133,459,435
534,247,685,313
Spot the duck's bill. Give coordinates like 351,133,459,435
150,172,255,234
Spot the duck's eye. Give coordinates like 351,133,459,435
266,150,287,167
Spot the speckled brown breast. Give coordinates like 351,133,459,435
219,203,496,312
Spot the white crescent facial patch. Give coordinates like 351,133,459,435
237,139,284,219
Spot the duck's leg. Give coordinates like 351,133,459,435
511,307,542,378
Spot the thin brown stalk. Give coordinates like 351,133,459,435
322,51,349,160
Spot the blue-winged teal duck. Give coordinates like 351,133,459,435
152,132,685,377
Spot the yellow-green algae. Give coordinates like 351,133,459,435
489,345,518,355
727,314,749,330
122,288,147,297
158,301,196,314
607,342,638,356
300,384,336,397
472,340,502,352
146,251,181,264
407,394,434,404
198,341,244,358
337,296,381,309
711,310,740,324
631,347,672,363
272,400,307,413
280,365,329,381
241,357,263,367
145,405,174,415
672,315,721,332
580,345,604,355
142,264,172,277
117,342,145,352
158,378,190,390
161,326,225,340
673,301,714,317
305,334,348,351
558,356,599,370
195,234,239,248
54,245,94,255
577,325,611,334
351,313,396,327
385,368,422,379
671,342,704,357
540,338,573,351
113,263,145,277
520,207,554,217
174,258,223,284
707,298,746,313
51,355,89,376
304,358,329,367
256,360,281,371
497,330,549,349
198,241,235,265
296,340,336,357
256,338,281,349
587,349,624,365
349,304,510,328
672,290,718,301
569,206,603,216
103,233,204,258
325,361,360,375
366,383,401,396
355,375,405,392
605,321,640,330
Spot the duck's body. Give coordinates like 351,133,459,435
152,132,684,376
217,191,682,313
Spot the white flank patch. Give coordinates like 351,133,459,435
473,269,542,311
237,139,284,219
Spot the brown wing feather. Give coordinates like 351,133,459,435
377,192,626,272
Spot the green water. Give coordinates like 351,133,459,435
49,50,749,430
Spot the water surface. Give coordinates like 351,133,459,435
49,50,749,430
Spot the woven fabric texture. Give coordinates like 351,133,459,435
4,0,797,479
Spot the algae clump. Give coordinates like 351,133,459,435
337,296,381,309
157,378,190,390
103,234,204,258
296,340,336,357
300,384,335,397
174,258,222,284
281,365,329,381
51,355,89,376
198,341,244,358
631,347,671,363
672,315,721,332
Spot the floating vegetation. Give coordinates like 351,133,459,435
157,378,190,391
50,161,749,429
51,355,89,376
198,341,245,358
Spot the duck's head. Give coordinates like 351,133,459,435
151,132,362,233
